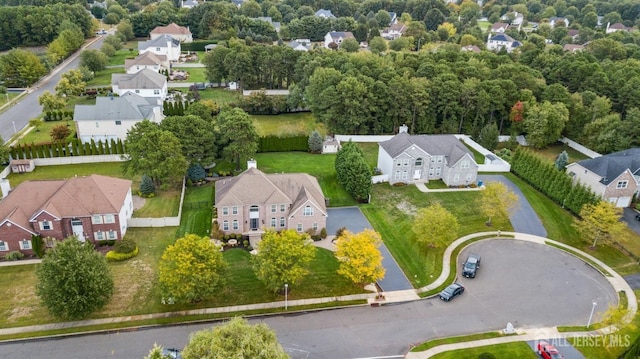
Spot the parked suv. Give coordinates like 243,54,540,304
462,254,481,278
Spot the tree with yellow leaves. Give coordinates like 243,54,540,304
477,182,519,226
158,234,227,304
413,202,460,247
335,229,385,286
574,201,626,248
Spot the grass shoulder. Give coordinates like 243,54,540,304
429,341,538,359
411,331,511,352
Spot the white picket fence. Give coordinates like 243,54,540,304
128,177,186,228
32,155,125,166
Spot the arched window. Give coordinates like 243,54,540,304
415,158,423,166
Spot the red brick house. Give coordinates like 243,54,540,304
0,174,133,257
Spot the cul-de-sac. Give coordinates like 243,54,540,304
0,0,639,358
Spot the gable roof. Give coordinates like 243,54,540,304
124,52,167,70
575,148,640,185
327,31,354,41
138,35,180,51
315,9,336,18
150,23,191,36
112,68,167,90
490,22,509,32
74,92,160,122
0,175,131,232
215,168,326,214
380,133,476,166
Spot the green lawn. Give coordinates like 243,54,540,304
412,332,507,352
0,91,20,107
6,162,126,188
86,67,124,87
16,121,76,145
107,48,138,66
194,88,239,104
171,67,206,83
357,142,379,168
464,142,485,164
430,342,538,359
132,189,181,218
252,112,325,137
176,183,214,238
525,142,591,164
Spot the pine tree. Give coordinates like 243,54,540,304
308,130,323,153
139,174,155,196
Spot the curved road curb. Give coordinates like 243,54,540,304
406,230,637,359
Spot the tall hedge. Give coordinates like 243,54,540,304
258,135,307,152
9,139,125,159
511,149,599,215
181,40,216,52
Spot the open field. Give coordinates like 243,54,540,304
192,88,239,104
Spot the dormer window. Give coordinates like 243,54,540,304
39,220,52,230
303,206,313,216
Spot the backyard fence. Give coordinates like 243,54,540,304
128,177,187,228
559,137,601,159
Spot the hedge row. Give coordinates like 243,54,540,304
181,40,216,52
258,135,307,152
511,149,599,215
44,110,74,121
10,139,125,160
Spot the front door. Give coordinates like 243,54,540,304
71,219,85,242
249,206,259,230
414,169,421,180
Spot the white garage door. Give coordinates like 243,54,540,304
615,197,632,207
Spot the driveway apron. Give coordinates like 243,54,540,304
478,175,548,238
327,207,413,291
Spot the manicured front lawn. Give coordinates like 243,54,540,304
16,121,76,145
252,112,325,137
107,48,138,66
411,331,507,352
430,342,538,359
86,67,125,87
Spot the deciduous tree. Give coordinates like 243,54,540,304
217,107,258,171
574,201,626,248
160,115,217,166
55,69,86,97
369,36,387,54
477,182,518,226
182,317,288,359
252,229,316,292
413,202,460,247
523,101,569,149
35,237,114,320
159,234,227,304
79,49,108,72
38,91,67,112
50,124,71,142
335,229,385,286
0,48,47,87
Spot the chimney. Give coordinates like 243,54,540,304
399,124,408,134
247,159,257,169
0,179,10,198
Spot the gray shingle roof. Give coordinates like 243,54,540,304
380,133,475,166
74,93,159,121
112,68,167,90
138,35,180,51
577,148,640,185
124,52,167,69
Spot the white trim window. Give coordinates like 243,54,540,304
271,204,277,213
466,173,473,181
437,156,443,163
270,218,276,227
232,206,238,215
395,170,401,179
303,206,313,216
222,220,229,231
107,230,117,240
19,239,32,250
403,159,410,167
617,181,629,189
313,223,318,231
39,220,52,230
461,160,470,169
415,158,423,166
232,220,239,230
297,223,303,232
280,204,286,212
0,241,7,251
454,174,460,182
222,207,229,216
402,170,408,179
95,231,105,240
396,161,402,167
280,217,285,227
92,215,103,224
435,167,442,176
104,214,115,224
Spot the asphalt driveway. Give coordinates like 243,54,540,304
327,207,413,291
478,175,548,237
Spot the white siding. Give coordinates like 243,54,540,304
377,145,394,178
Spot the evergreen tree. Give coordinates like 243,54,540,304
139,174,155,196
308,130,323,153
555,150,569,170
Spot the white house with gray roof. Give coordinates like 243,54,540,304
124,52,169,74
324,31,355,48
215,160,327,242
112,68,168,100
377,126,478,186
315,9,336,19
138,34,181,61
74,93,163,143
566,148,640,207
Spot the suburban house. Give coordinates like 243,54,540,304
377,126,478,186
215,160,327,242
501,11,524,26
74,92,163,143
124,52,169,74
567,29,580,42
315,9,336,19
204,44,217,52
181,0,199,8
563,44,585,53
490,22,510,33
461,45,481,53
486,33,522,52
112,68,168,100
0,175,133,257
138,34,181,61
287,39,311,51
253,16,281,32
566,149,640,207
150,23,193,43
548,16,570,28
606,22,631,34
324,31,355,48
381,23,407,40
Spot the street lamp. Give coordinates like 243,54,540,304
12,121,16,134
284,283,288,310
587,300,597,328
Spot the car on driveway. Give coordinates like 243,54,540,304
462,254,481,278
439,283,464,301
537,341,563,359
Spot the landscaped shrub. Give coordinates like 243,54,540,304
139,174,155,197
113,238,137,253
320,228,327,239
187,163,206,182
105,239,116,246
5,251,24,261
243,240,249,247
105,246,139,261
32,235,45,258
335,226,347,239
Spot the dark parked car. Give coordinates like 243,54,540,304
162,348,182,359
439,283,464,301
462,254,481,278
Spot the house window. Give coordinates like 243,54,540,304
402,170,408,179
232,220,239,230
280,204,286,212
95,122,100,128
431,157,436,163
435,167,442,176
617,181,629,189
95,231,105,240
437,156,443,163
313,223,318,231
104,214,115,224
297,223,303,232
303,206,313,216
222,220,229,231
454,174,460,182
403,159,410,167
20,239,31,250
396,161,402,167
394,170,401,179
466,174,473,181
415,158,423,166
154,89,160,95
271,204,277,213
270,218,276,227
280,217,285,227
115,120,122,125
461,160,469,169
156,47,161,51
222,207,229,216
92,215,103,224
39,220,52,230
232,206,238,215
107,230,117,240
0,241,7,251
